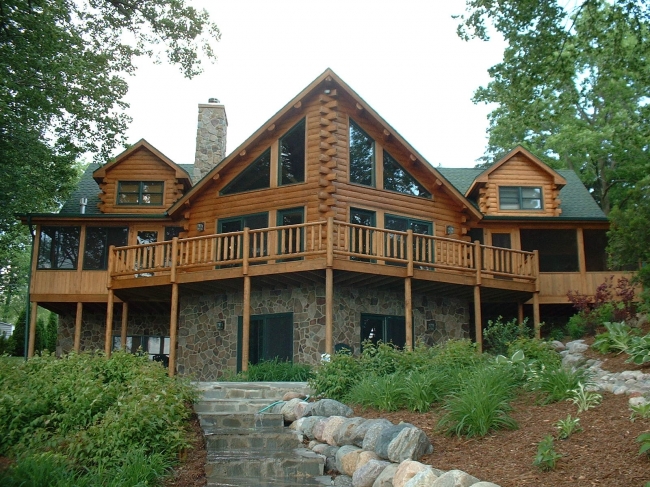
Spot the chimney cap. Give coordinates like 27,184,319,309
208,97,220,104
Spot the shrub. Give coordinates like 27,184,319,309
528,365,589,404
627,334,650,365
345,373,407,412
229,358,313,382
591,321,636,355
401,368,451,412
438,364,518,437
309,350,362,400
507,337,561,370
533,435,562,471
565,314,587,339
429,338,484,369
483,316,532,355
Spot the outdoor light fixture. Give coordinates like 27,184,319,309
197,222,205,232
426,320,437,332
446,225,455,235
216,320,225,331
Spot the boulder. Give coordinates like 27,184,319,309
334,475,354,487
307,398,354,418
333,417,366,446
430,469,480,487
375,423,414,459
281,397,305,422
393,460,430,487
372,463,399,487
387,426,433,462
293,415,325,439
362,421,395,452
356,450,380,470
282,391,307,401
352,459,392,487
404,468,440,487
336,445,363,476
323,416,348,446
353,418,393,447
313,417,331,442
472,483,502,487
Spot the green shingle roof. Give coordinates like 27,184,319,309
436,167,607,220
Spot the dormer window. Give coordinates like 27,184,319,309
499,186,542,210
117,181,164,205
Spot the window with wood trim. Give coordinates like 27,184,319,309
279,119,305,185
499,186,543,210
83,226,128,270
37,226,81,269
383,151,431,198
349,119,374,186
117,181,164,205
221,149,271,195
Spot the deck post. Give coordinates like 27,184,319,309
104,290,114,357
169,283,179,377
74,302,83,352
533,292,541,339
405,277,413,350
517,302,524,325
27,301,38,358
474,240,483,352
242,275,251,371
325,268,333,355
120,302,129,350
326,217,334,267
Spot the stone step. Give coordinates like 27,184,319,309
207,475,332,486
205,448,325,479
195,381,313,401
205,430,302,453
195,398,283,414
198,412,284,430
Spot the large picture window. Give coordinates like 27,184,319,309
499,186,542,210
37,226,81,269
117,181,164,205
221,149,271,195
279,119,305,185
83,226,128,270
349,119,374,186
361,314,410,350
383,151,431,198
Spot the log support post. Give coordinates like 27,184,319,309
168,283,179,377
474,241,483,353
104,290,114,357
533,292,541,339
405,277,413,350
120,302,129,350
325,217,334,356
517,302,524,325
27,301,38,358
242,228,251,372
74,302,83,352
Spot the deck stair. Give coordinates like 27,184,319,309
194,382,329,487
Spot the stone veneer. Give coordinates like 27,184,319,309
177,284,469,381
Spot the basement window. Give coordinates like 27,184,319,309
349,119,374,186
221,149,271,195
279,119,305,185
117,181,164,205
383,151,431,198
499,186,542,210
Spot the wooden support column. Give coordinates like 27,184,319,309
405,277,413,350
27,301,38,358
533,292,541,339
168,283,179,377
120,302,129,350
104,290,114,357
242,276,251,371
325,268,333,356
74,302,83,352
517,302,524,325
474,240,483,353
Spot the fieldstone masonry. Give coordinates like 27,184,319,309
194,102,227,181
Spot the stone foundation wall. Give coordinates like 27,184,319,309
177,284,469,381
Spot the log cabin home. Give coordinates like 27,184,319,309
20,69,623,379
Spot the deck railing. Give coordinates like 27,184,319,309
109,219,538,284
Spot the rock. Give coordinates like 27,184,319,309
362,420,395,452
281,397,305,422
430,469,480,487
565,340,589,353
353,418,393,447
404,468,440,487
294,400,310,419
472,483,502,487
375,423,414,459
356,450,380,469
393,460,430,487
266,401,285,414
352,459,391,487
372,463,399,487
323,416,348,446
313,417,331,442
613,385,628,395
312,443,339,457
294,415,326,439
630,396,649,407
387,426,433,462
282,391,307,401
562,353,587,369
336,445,363,476
307,399,354,418
550,340,565,351
334,475,354,487
334,417,366,446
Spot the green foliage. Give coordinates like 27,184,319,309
566,314,587,340
0,351,196,478
533,435,563,471
401,369,450,412
528,365,589,404
630,402,650,422
438,364,518,437
228,358,313,382
483,316,532,355
591,322,636,354
637,432,650,457
627,334,650,365
568,383,603,413
10,308,27,357
345,373,407,412
428,339,485,369
507,337,561,370
555,414,582,439
309,351,362,400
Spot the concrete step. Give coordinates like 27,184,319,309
195,398,283,414
205,448,325,480
205,429,302,453
194,381,313,401
208,475,332,486
198,412,284,430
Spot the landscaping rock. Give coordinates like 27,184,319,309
323,416,348,446
372,463,399,487
282,391,307,401
333,417,366,446
281,397,304,422
363,421,397,452
375,423,414,459
334,475,354,487
353,418,393,447
336,444,363,476
313,417,330,442
306,399,354,418
293,415,325,439
387,426,433,462
431,469,480,487
356,450,380,469
352,459,391,487
404,467,440,487
472,482,502,487
565,340,589,354
393,460,431,487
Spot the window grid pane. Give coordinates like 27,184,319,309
349,120,374,186
279,120,306,185
499,186,542,210
383,151,431,198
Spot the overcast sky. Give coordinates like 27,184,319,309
122,0,506,168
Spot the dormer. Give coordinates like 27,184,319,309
466,146,566,217
93,140,192,214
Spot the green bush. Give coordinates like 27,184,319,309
308,350,362,400
483,316,532,355
429,339,484,369
627,334,650,365
345,373,407,411
0,351,196,480
527,364,588,404
591,322,636,355
438,364,518,437
507,337,561,370
565,314,587,340
228,358,313,382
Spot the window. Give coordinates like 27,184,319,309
221,149,271,195
361,314,410,350
117,181,164,205
37,226,81,269
113,335,170,360
237,313,293,371
277,207,304,258
218,213,268,263
383,151,431,198
349,119,374,186
350,208,376,260
499,186,542,210
164,226,183,241
279,119,305,185
520,229,579,272
385,215,433,265
83,226,128,270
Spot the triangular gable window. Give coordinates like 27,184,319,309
383,151,431,198
220,149,271,195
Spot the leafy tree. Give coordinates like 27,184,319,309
457,0,650,214
10,309,27,357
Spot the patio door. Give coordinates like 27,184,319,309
360,313,411,350
237,313,293,371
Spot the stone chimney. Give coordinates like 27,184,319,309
194,99,227,181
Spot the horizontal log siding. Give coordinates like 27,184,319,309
480,155,560,217
99,148,185,214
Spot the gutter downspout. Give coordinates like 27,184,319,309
24,215,35,360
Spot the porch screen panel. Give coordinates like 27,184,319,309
37,226,81,269
520,229,579,272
